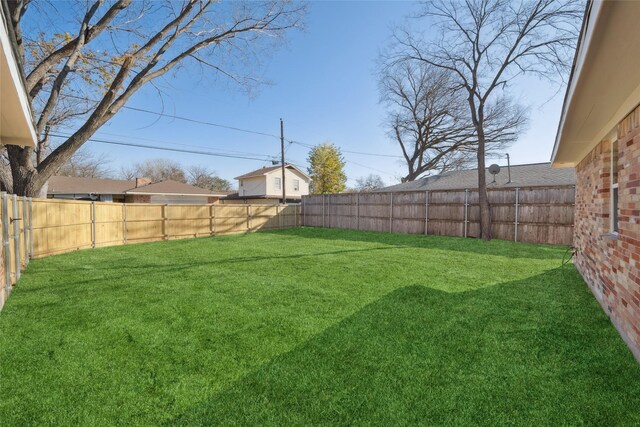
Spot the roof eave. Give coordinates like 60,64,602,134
552,1,640,167
551,0,598,167
124,191,213,197
0,2,37,147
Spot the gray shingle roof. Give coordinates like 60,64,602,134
234,164,309,180
380,162,576,192
48,176,218,196
126,180,215,196
48,176,136,195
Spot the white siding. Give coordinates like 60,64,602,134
239,176,267,197
264,168,309,197
236,167,309,198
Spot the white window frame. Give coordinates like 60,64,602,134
274,176,281,190
293,179,300,191
611,138,619,234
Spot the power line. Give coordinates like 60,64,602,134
52,92,403,158
49,133,277,162
49,92,281,140
288,140,403,159
50,92,405,160
64,127,282,159
346,160,398,178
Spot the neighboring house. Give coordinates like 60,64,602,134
231,164,310,203
0,3,36,148
552,1,640,361
47,176,226,204
380,162,576,192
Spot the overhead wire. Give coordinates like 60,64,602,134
49,132,277,162
49,92,401,178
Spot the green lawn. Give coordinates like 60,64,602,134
0,228,639,425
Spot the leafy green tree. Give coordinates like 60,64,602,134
307,143,347,194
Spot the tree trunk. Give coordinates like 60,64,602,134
6,146,49,197
476,128,491,240
403,169,421,182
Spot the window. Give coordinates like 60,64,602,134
293,179,300,191
611,139,619,233
274,177,281,190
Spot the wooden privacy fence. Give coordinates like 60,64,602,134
302,186,575,246
0,194,300,309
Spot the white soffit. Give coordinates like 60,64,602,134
0,9,36,147
552,1,640,167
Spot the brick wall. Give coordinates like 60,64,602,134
574,105,640,361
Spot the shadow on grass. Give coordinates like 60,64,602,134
170,267,640,426
19,246,403,294
261,227,568,261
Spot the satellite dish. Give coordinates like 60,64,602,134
488,164,500,183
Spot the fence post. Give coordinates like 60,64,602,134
389,193,394,233
28,198,34,257
209,204,214,235
12,194,20,280
22,196,29,262
464,189,469,238
356,193,360,231
212,205,217,235
322,195,325,228
514,187,520,242
162,204,168,240
123,204,127,244
294,204,298,227
424,191,429,235
247,205,251,231
2,193,10,295
302,197,305,226
328,195,331,228
91,201,96,248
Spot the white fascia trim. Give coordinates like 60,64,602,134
0,9,37,145
551,0,603,166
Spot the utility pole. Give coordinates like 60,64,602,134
506,153,512,183
280,118,286,203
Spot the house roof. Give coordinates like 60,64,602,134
379,163,576,192
47,176,220,196
48,176,136,195
126,180,216,196
0,2,37,147
234,164,310,180
224,193,302,200
552,1,640,166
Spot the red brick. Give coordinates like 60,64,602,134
575,108,640,360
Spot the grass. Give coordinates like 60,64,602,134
0,227,639,426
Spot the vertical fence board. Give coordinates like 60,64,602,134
301,186,574,245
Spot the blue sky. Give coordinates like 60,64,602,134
68,1,567,188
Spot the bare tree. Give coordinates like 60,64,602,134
187,165,232,191
119,158,186,183
56,149,112,178
394,0,582,239
379,59,522,182
354,174,385,192
3,0,305,196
